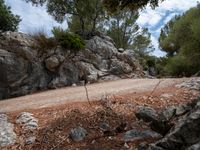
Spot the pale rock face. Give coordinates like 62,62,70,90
0,114,16,148
0,31,143,100
16,112,38,130
176,78,200,90
45,55,60,72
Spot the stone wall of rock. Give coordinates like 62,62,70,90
0,31,143,100
135,97,200,150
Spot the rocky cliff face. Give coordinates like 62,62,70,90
0,31,143,100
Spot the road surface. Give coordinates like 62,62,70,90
0,78,186,112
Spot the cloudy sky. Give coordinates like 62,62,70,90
5,0,200,56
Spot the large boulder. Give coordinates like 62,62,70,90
0,31,142,100
143,98,200,150
45,55,60,72
135,106,158,123
149,106,200,150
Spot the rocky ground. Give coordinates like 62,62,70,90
0,77,200,150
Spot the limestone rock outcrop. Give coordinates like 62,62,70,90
0,31,143,100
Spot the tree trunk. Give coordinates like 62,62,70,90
79,17,85,34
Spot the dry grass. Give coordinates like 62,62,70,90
30,29,57,51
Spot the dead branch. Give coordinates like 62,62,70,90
50,135,69,150
147,79,163,99
84,84,92,106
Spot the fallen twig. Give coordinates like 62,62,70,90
147,79,163,99
84,84,92,106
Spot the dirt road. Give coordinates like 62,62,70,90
0,78,187,113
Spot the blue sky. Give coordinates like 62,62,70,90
5,0,200,56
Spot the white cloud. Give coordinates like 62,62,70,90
151,35,166,57
163,13,176,24
137,10,164,26
5,0,67,35
137,0,200,57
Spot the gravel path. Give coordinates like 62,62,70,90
0,78,187,113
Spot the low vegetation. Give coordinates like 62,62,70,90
32,28,85,52
52,27,85,51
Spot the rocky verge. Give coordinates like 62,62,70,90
0,78,199,149
0,31,142,100
138,97,200,150
134,78,200,150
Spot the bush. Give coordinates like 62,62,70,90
164,55,191,77
31,31,57,50
155,57,169,77
0,0,21,31
52,27,85,52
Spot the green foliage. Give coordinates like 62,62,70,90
131,28,154,56
145,55,156,68
159,4,200,76
68,0,105,33
52,27,85,51
106,9,154,54
0,0,21,31
24,0,105,34
159,15,181,56
138,55,156,71
106,10,139,49
164,55,191,76
103,0,163,13
155,57,169,77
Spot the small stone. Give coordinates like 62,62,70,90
124,142,129,148
142,96,148,100
69,127,87,142
25,136,36,145
16,112,38,130
135,106,158,122
91,140,96,144
118,48,125,53
0,114,8,122
99,122,110,131
72,83,77,87
124,129,162,142
161,93,173,99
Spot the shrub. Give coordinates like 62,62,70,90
164,55,191,77
31,30,57,50
52,27,85,52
